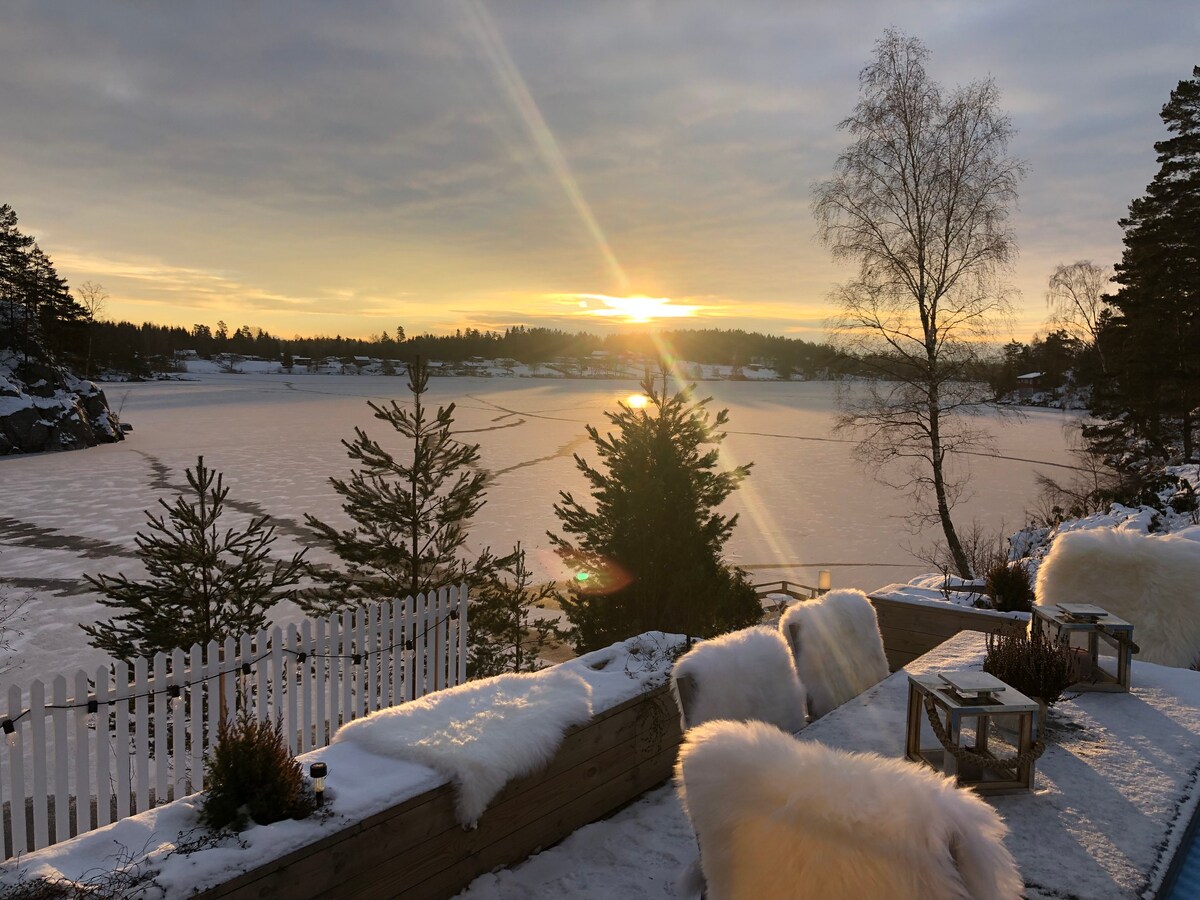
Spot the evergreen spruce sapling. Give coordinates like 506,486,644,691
304,356,505,615
199,708,314,831
468,543,567,679
549,376,760,652
82,456,308,662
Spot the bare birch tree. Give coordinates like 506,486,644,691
813,30,1024,578
76,280,107,379
1046,260,1110,374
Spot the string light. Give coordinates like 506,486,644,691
2,718,15,748
169,685,184,712
86,697,99,729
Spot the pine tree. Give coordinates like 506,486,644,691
549,376,760,651
81,457,308,662
1101,66,1200,463
467,544,567,679
303,356,503,614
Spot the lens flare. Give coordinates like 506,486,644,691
569,558,634,595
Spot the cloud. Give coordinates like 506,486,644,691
2,1,1197,339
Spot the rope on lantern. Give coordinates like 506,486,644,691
922,696,1046,773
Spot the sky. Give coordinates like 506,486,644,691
1,1,1196,343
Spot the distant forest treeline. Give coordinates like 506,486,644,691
87,318,847,380
2,200,1100,394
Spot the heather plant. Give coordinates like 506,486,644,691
983,627,1076,706
199,709,314,831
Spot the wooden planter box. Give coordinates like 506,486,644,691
868,595,1026,671
196,683,683,900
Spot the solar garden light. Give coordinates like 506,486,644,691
818,570,832,594
310,761,329,806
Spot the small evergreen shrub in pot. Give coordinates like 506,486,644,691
985,561,1034,613
199,709,315,832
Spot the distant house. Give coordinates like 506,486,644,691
1015,371,1044,401
174,349,199,360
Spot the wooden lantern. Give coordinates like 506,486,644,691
1031,603,1134,692
906,671,1042,794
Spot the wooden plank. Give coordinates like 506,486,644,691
870,597,1020,631
198,685,681,900
870,596,1026,672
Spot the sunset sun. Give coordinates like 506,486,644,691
576,293,701,324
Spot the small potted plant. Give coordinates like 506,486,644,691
200,708,316,832
984,561,1034,613
983,626,1076,735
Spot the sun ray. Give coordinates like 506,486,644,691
462,0,629,294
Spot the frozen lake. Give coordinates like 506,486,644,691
0,372,1082,688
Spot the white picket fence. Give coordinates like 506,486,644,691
0,585,468,859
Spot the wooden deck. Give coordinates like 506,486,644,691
191,597,1020,898
196,682,683,900
868,594,1027,671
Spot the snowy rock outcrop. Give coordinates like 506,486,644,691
0,352,123,454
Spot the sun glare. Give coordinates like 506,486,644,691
576,294,701,324
625,393,650,409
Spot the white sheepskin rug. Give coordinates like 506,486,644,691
671,626,807,734
676,719,1023,900
332,667,593,826
1036,528,1200,668
779,589,890,719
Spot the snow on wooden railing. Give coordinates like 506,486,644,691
0,585,467,860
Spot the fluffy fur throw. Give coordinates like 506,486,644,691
671,626,807,734
676,720,1023,900
779,589,890,719
1035,528,1200,668
332,667,593,826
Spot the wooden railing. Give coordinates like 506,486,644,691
867,594,1027,671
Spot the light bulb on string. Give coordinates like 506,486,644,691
86,698,99,729
169,685,184,712
2,719,15,748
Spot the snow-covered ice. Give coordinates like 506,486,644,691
0,372,1082,692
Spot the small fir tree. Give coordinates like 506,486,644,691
468,543,567,679
549,376,760,651
199,708,314,831
81,456,308,662
303,356,504,614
